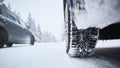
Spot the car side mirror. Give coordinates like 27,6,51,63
0,0,4,2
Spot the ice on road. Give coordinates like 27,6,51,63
0,41,120,68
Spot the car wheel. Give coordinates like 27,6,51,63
30,35,35,45
64,1,99,57
6,43,13,47
0,43,4,48
0,31,5,48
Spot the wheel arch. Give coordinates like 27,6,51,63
99,22,120,40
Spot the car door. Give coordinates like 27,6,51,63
17,16,32,43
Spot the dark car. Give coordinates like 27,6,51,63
0,2,35,48
63,0,120,57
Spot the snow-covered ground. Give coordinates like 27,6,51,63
0,41,120,68
96,40,120,48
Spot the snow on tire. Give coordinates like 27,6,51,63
77,27,99,57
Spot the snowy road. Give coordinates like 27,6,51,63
0,41,120,68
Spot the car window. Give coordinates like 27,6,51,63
7,12,17,21
17,16,27,29
6,8,17,21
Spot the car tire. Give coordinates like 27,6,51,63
77,27,99,57
64,1,79,57
64,1,99,57
30,35,35,45
0,29,6,48
6,43,13,47
64,1,71,54
0,43,4,48
0,36,4,48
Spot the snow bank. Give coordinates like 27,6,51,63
96,40,120,48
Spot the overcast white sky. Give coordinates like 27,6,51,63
4,0,64,41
